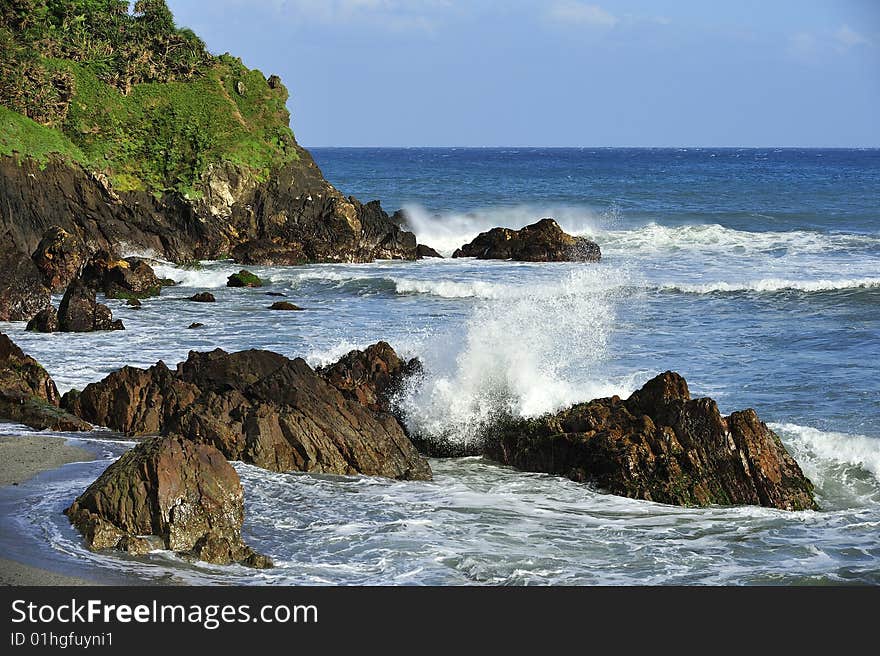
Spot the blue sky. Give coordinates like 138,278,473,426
166,1,879,147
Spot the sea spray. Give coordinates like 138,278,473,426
399,265,636,446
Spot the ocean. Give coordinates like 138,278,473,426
1,147,879,584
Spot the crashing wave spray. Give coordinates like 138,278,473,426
399,265,636,448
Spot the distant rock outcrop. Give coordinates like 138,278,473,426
62,347,431,481
452,218,601,262
416,244,443,259
65,434,272,568
484,372,817,511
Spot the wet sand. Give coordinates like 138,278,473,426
0,433,99,585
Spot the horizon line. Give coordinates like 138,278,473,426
304,144,880,150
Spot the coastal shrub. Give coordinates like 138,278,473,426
0,0,298,196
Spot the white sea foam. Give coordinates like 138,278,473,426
660,277,880,294
150,261,240,288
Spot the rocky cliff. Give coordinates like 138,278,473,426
0,0,418,294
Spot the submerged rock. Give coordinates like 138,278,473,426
188,292,216,303
227,270,263,288
484,372,817,511
0,242,52,322
65,435,271,568
0,332,91,431
58,279,124,332
268,301,302,311
452,218,601,262
62,348,431,481
26,307,59,333
31,226,84,292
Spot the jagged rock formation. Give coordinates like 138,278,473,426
65,434,272,568
316,341,420,415
483,372,817,511
452,218,601,262
62,347,432,480
0,332,91,431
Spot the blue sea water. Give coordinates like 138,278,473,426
1,148,879,585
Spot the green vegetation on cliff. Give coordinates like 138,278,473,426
0,0,298,197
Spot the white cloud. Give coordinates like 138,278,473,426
547,2,618,28
834,24,870,49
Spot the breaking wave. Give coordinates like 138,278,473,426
402,203,880,258
399,267,637,444
772,423,880,508
659,278,880,294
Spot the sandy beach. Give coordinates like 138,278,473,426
0,434,95,487
0,433,100,585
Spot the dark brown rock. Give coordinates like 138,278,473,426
64,435,271,567
268,301,302,311
317,341,420,415
0,238,52,322
82,252,163,299
1,148,419,267
452,218,601,262
188,322,205,329
58,279,124,332
0,332,91,431
416,244,443,258
483,372,817,511
26,307,59,333
62,348,432,481
31,226,84,292
188,292,216,303
232,239,306,266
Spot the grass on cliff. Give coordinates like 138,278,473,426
0,105,86,164
0,0,299,197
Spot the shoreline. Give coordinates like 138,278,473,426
0,432,102,585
